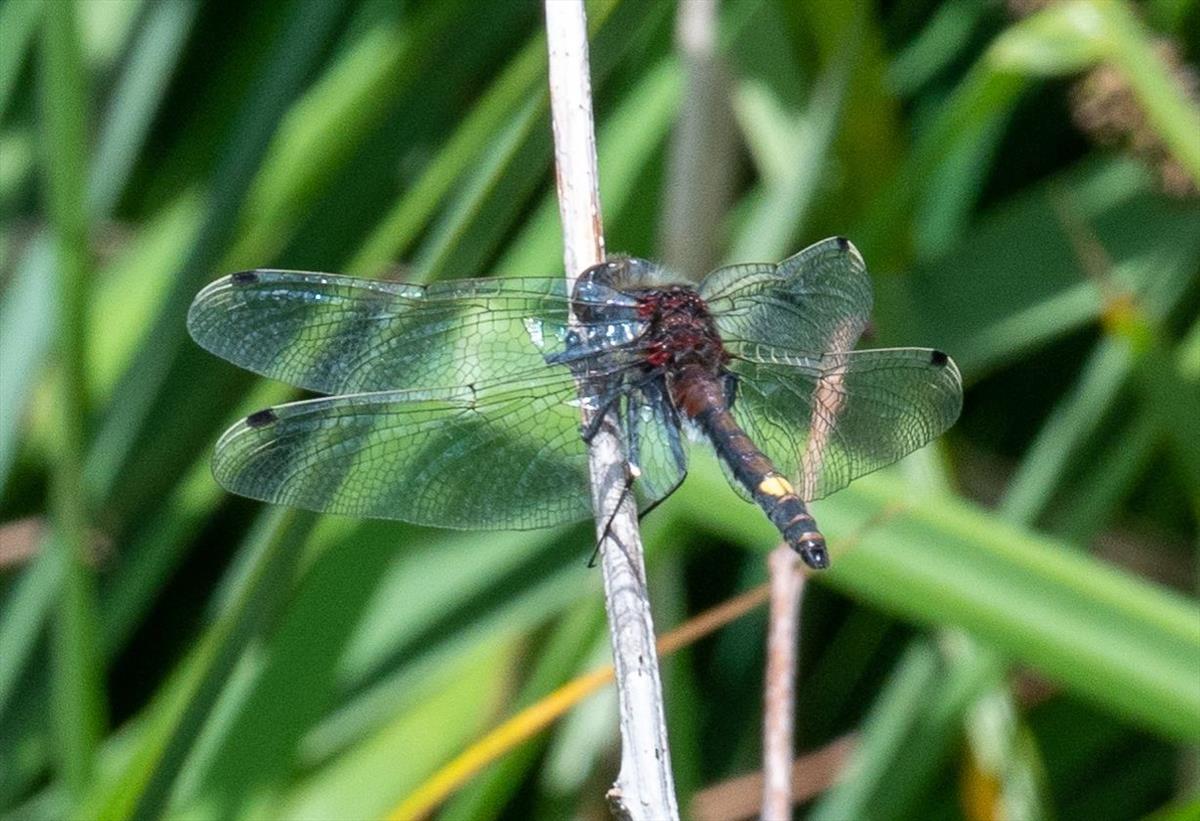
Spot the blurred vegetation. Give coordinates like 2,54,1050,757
1,0,1198,819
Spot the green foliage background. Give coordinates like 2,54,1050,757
2,0,1198,818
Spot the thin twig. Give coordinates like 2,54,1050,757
543,3,679,819
762,546,805,819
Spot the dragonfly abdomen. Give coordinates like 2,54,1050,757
680,372,829,569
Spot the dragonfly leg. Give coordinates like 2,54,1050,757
651,376,688,476
591,396,636,567
580,394,620,443
590,467,637,568
628,376,689,522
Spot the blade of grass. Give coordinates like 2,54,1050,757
727,5,859,262
830,638,1008,821
86,0,197,215
1054,411,1159,543
1133,323,1200,493
0,0,197,494
352,0,660,281
84,0,348,500
808,640,942,821
1000,338,1135,523
174,522,582,812
496,56,681,275
98,380,283,658
0,537,65,731
0,237,55,491
38,0,105,793
284,639,519,821
293,527,593,769
887,0,988,97
389,579,775,818
343,17,554,276
419,51,680,283
0,7,202,748
90,508,315,821
438,599,608,821
677,459,1200,742
0,0,43,124
225,0,474,270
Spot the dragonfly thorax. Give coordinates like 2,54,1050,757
635,286,729,374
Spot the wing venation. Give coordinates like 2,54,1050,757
729,346,962,500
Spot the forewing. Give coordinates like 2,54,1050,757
728,346,963,500
187,271,641,394
700,237,873,358
211,371,682,529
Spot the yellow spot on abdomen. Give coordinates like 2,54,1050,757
758,474,794,497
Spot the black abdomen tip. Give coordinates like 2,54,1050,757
783,519,830,570
796,538,828,569
231,271,259,285
930,349,949,366
245,408,278,428
835,236,850,251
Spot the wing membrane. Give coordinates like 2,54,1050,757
729,346,962,500
187,271,641,394
211,371,684,529
700,237,873,358
620,378,689,505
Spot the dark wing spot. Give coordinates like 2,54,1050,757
231,271,259,285
930,349,949,366
245,408,278,428
835,236,850,252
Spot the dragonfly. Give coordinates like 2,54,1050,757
187,237,962,569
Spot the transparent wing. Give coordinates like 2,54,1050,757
211,371,685,529
700,237,873,358
620,378,689,506
728,345,963,501
187,271,643,394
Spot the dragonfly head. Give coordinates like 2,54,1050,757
572,257,658,323
577,256,661,293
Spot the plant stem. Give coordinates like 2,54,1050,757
543,2,679,817
762,547,805,819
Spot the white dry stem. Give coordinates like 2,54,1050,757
762,548,806,820
543,2,679,819
762,261,857,821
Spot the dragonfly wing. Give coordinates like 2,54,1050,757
212,371,683,529
187,271,641,394
620,378,689,508
728,346,963,501
699,237,873,357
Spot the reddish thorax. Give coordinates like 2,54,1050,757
634,286,730,419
